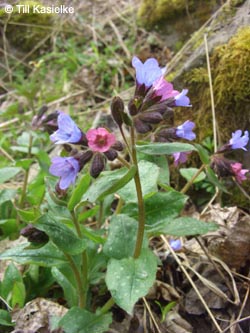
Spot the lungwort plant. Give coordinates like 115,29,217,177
0,56,249,332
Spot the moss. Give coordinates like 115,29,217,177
184,27,250,142
0,1,55,54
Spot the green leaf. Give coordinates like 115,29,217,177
0,219,17,237
118,160,159,203
163,217,218,236
0,310,13,327
82,166,136,203
17,209,40,223
0,242,67,266
0,263,22,299
68,173,91,211
0,189,17,204
106,248,157,314
103,214,147,259
12,280,26,308
180,168,206,183
0,167,21,184
51,267,78,307
11,146,39,154
122,191,187,234
136,142,195,155
15,158,33,170
59,307,112,333
194,144,210,164
36,215,86,255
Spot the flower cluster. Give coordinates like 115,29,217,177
211,130,249,183
48,112,123,190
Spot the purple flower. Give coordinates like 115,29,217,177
231,162,249,183
170,239,182,251
176,120,196,141
229,130,249,151
50,112,82,144
132,56,165,88
174,89,191,107
173,151,191,166
152,76,179,101
49,156,80,190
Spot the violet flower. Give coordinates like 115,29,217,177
50,112,83,144
174,89,192,107
176,121,196,141
173,151,191,166
231,162,249,183
229,130,249,151
49,156,80,190
86,127,116,153
132,56,165,88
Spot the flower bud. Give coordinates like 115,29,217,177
210,155,233,178
111,140,124,151
20,224,49,244
111,96,125,127
134,118,152,134
78,150,93,169
139,112,163,124
104,149,118,161
156,128,177,142
90,153,105,178
128,97,142,116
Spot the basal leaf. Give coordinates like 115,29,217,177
0,167,21,184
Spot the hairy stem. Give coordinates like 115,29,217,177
71,211,88,308
64,252,85,308
130,126,145,259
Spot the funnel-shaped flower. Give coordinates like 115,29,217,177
231,162,249,183
49,156,80,190
174,89,191,107
229,130,249,151
132,56,165,88
86,128,116,153
176,121,196,141
173,151,191,166
152,76,179,101
50,112,83,144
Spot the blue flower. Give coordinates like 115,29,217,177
132,56,165,88
174,89,192,107
49,156,80,190
169,239,182,251
229,130,249,151
176,120,196,141
50,112,82,144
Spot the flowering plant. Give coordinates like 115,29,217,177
0,56,249,332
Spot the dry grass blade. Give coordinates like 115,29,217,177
143,297,162,333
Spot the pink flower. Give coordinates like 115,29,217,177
152,76,179,101
86,128,116,153
231,162,249,183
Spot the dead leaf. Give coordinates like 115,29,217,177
11,297,67,333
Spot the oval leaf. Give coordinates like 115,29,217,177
136,142,195,155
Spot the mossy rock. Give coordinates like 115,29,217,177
183,26,250,142
0,1,55,54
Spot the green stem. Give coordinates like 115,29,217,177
71,211,88,308
19,134,33,209
130,126,145,259
181,164,206,194
100,297,115,315
64,252,85,308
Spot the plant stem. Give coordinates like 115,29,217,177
71,210,88,308
64,252,85,308
181,164,206,194
19,134,33,209
100,297,115,315
130,126,145,259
